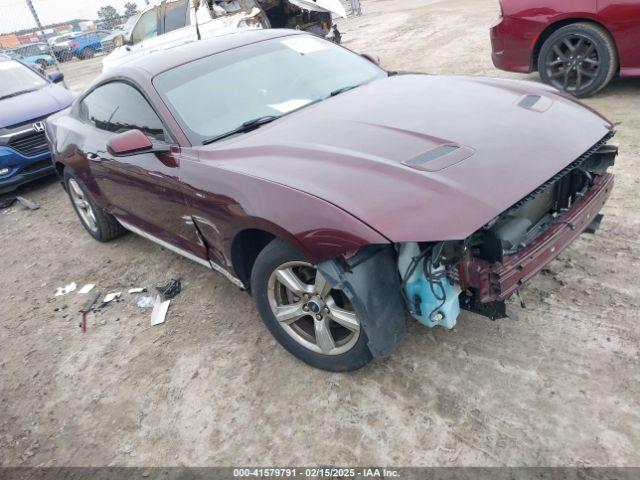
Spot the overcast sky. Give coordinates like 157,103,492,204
0,0,143,34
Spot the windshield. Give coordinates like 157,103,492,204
0,60,47,99
153,35,386,144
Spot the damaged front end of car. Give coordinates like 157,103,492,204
208,0,344,43
319,134,617,358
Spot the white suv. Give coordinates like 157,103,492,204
102,0,346,71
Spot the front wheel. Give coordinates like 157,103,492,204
251,239,373,372
538,22,618,97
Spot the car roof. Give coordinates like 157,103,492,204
107,29,305,79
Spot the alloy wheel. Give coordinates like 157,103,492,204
68,178,98,233
543,34,600,94
267,261,361,356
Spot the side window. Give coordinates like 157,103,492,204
131,8,159,44
163,0,190,34
79,82,167,142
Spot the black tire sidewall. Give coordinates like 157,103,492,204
538,25,614,97
251,239,373,372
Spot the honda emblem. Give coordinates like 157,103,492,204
32,121,45,133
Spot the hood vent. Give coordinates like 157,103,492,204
518,94,553,112
404,144,475,172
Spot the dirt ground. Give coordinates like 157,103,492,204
1,0,639,468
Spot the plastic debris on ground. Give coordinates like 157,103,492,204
150,295,170,326
0,196,40,210
128,287,146,294
155,276,181,301
78,284,95,294
133,295,155,309
102,292,122,304
55,282,77,296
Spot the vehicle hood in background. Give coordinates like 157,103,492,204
199,74,613,242
0,84,76,128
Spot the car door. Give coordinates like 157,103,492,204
598,0,640,74
129,6,162,54
78,81,201,255
131,0,196,55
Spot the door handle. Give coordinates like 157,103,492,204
86,152,100,161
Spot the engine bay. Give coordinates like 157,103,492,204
397,135,618,328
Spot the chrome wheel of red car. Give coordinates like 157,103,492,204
68,178,98,234
267,261,361,355
538,23,618,97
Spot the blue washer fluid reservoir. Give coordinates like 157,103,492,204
398,243,462,329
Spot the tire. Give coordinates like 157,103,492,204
538,22,617,97
251,239,373,372
36,60,47,72
81,47,94,60
63,169,126,242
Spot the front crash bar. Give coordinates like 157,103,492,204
319,245,407,358
459,173,614,303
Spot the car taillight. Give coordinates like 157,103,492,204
71,41,79,47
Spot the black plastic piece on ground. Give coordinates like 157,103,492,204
155,277,182,301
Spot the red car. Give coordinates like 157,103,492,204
491,0,640,96
47,30,616,371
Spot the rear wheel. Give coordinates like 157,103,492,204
251,239,372,371
538,23,618,97
36,59,47,72
63,169,125,242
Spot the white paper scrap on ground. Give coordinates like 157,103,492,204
151,296,170,326
78,284,95,294
55,282,77,296
128,288,145,294
103,292,121,303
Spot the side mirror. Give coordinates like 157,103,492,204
48,71,64,83
107,129,170,157
361,53,381,66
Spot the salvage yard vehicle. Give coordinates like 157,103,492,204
491,0,640,97
53,30,111,61
0,55,73,194
4,43,55,72
102,0,345,71
46,30,617,371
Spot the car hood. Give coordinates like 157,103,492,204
0,84,76,129
199,74,613,242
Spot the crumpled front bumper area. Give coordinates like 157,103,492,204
459,172,614,306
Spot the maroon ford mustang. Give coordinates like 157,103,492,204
47,30,617,371
491,0,640,96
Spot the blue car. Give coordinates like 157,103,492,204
0,55,75,194
5,43,55,72
54,30,111,61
